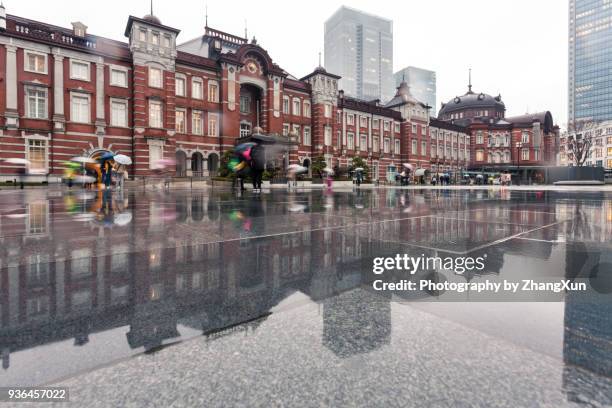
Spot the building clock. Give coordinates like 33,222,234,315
246,61,257,74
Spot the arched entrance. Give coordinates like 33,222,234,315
239,83,264,132
191,152,204,177
207,153,219,176
176,151,187,176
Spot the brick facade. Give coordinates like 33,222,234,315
0,9,558,182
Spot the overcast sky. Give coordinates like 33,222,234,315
11,0,568,126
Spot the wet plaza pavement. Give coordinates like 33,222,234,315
0,186,611,407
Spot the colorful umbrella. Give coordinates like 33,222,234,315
63,161,81,169
235,142,257,153
71,156,97,164
99,152,115,161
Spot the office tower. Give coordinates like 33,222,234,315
324,6,393,103
394,66,436,112
568,0,612,128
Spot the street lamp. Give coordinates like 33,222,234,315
515,141,523,185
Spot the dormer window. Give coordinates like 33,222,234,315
71,22,87,37
163,35,171,48
138,28,147,42
151,32,160,46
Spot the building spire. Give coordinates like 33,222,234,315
318,52,322,67
205,2,208,27
150,0,153,15
244,19,247,39
468,68,472,93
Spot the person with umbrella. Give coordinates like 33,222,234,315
354,167,364,188
323,167,334,189
250,143,266,192
3,158,29,189
113,154,131,190
98,151,115,190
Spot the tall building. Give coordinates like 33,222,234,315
568,0,612,128
394,66,436,114
324,6,393,103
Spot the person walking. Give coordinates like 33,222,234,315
115,164,126,190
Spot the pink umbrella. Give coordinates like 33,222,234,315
3,158,30,165
152,159,176,169
403,163,414,171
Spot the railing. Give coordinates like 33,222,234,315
204,27,247,45
13,22,97,49
192,171,204,177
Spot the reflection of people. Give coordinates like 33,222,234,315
114,163,127,190
101,160,112,189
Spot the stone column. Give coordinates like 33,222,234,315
52,50,65,132
95,61,106,136
5,44,19,128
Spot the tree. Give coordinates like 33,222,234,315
567,122,594,167
349,156,370,181
311,155,327,179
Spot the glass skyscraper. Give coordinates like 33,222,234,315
394,66,436,114
324,6,393,103
568,0,612,127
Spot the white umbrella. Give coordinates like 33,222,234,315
403,163,414,171
354,167,364,172
114,212,133,226
287,164,307,174
322,167,334,174
3,158,30,165
288,204,306,212
71,156,97,164
114,154,132,165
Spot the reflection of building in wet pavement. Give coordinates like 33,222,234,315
0,186,611,403
562,238,612,406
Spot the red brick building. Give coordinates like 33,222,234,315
0,7,558,183
438,82,560,181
